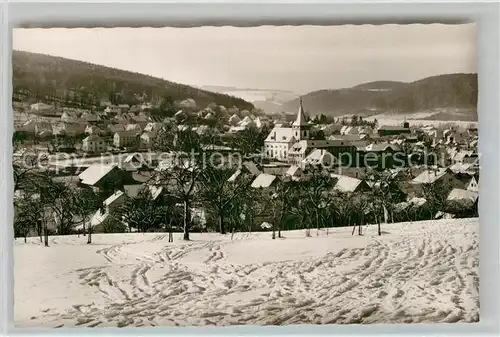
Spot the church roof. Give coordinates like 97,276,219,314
292,97,309,127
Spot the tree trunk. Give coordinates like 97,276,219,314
183,200,190,241
44,223,49,247
231,227,235,240
219,214,226,235
87,225,92,244
377,216,381,236
83,222,86,236
358,213,363,236
168,218,173,243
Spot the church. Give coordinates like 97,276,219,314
264,98,311,161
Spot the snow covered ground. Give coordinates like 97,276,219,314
14,218,479,328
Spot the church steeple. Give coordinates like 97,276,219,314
292,97,310,140
293,97,309,127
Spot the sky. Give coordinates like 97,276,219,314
13,24,476,94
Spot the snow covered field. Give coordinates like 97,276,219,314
14,218,479,328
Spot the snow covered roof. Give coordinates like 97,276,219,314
126,124,142,131
302,149,336,166
331,174,364,193
251,173,277,188
242,161,262,176
82,134,102,142
364,143,401,152
411,168,449,184
227,169,242,182
265,127,295,142
447,188,479,203
285,165,301,177
229,114,241,123
449,162,474,174
78,164,117,186
104,190,125,206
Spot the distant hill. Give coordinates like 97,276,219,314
282,74,478,120
12,51,254,110
352,81,407,90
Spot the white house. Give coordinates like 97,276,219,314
140,131,155,149
264,98,310,161
82,135,107,154
113,131,138,148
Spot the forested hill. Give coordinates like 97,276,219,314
282,73,478,117
12,50,254,110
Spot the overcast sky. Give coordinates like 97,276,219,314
13,24,476,93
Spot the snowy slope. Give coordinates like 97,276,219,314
14,218,479,327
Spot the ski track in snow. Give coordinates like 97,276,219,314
14,218,479,328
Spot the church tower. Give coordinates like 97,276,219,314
292,97,310,141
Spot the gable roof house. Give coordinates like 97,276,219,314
61,110,80,123
80,112,100,123
59,122,86,136
140,131,155,149
114,131,139,149
108,123,126,134
78,164,135,195
251,173,279,190
85,125,105,135
410,167,468,196
126,123,143,133
444,188,479,217
82,135,107,154
330,173,371,193
301,149,337,170
119,153,150,172
143,122,163,135
356,143,404,169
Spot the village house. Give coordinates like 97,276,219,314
133,113,151,128
251,173,279,190
60,110,80,123
301,149,337,170
80,112,100,123
104,105,121,115
108,123,126,134
264,98,310,161
22,119,53,135
143,122,163,135
113,131,139,148
78,164,136,196
140,132,155,149
82,135,107,154
356,143,404,169
377,122,411,137
85,125,105,135
126,123,142,133
30,102,56,116
119,153,150,172
288,139,357,167
118,104,130,113
59,122,86,136
330,173,371,193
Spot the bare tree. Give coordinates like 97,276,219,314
200,166,253,234
151,127,207,241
